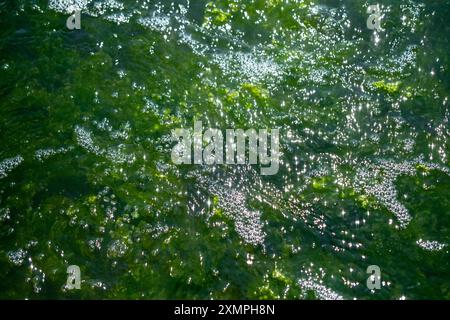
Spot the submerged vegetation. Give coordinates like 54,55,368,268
0,0,449,299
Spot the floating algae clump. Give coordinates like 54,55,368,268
203,1,236,26
241,83,269,100
372,80,401,94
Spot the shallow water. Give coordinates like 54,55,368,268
0,0,449,299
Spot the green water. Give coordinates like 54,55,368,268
0,0,449,299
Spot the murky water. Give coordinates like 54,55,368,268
0,0,449,299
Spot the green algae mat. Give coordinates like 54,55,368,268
0,0,449,299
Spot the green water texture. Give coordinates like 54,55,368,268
0,0,449,299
